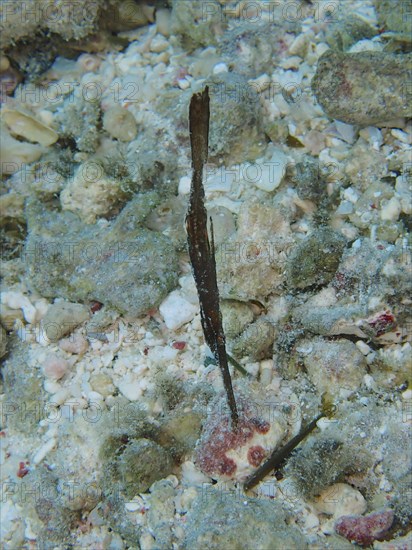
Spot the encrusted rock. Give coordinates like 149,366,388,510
183,490,307,549
145,479,176,549
312,50,411,125
115,438,173,498
324,14,376,51
231,318,275,361
335,509,394,546
216,201,294,301
374,0,412,35
297,337,367,395
60,161,128,223
286,228,346,290
221,300,254,339
195,387,288,481
25,195,179,317
171,0,225,49
206,72,266,163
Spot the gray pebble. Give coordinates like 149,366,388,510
206,72,266,163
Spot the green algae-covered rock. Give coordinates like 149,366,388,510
33,468,81,548
216,201,294,301
24,194,179,317
146,479,177,549
116,438,173,498
286,228,346,289
58,97,101,153
324,14,376,51
221,300,254,340
374,0,412,35
290,156,324,202
183,490,307,550
158,410,203,460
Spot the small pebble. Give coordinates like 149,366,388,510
43,354,70,380
213,62,228,75
0,55,10,71
248,73,271,92
103,106,137,142
159,290,198,330
178,175,191,195
150,34,169,53
44,380,62,394
117,375,143,401
177,78,190,90
125,501,142,512
1,291,37,324
402,389,412,400
356,340,372,355
252,150,288,192
140,532,156,550
59,334,89,354
380,197,401,221
32,438,57,465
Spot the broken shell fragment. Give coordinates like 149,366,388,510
2,109,59,146
0,127,44,173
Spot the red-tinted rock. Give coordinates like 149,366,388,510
335,509,394,546
247,445,266,467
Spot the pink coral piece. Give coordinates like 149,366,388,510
335,509,394,546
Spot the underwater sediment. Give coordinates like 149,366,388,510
0,0,411,548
